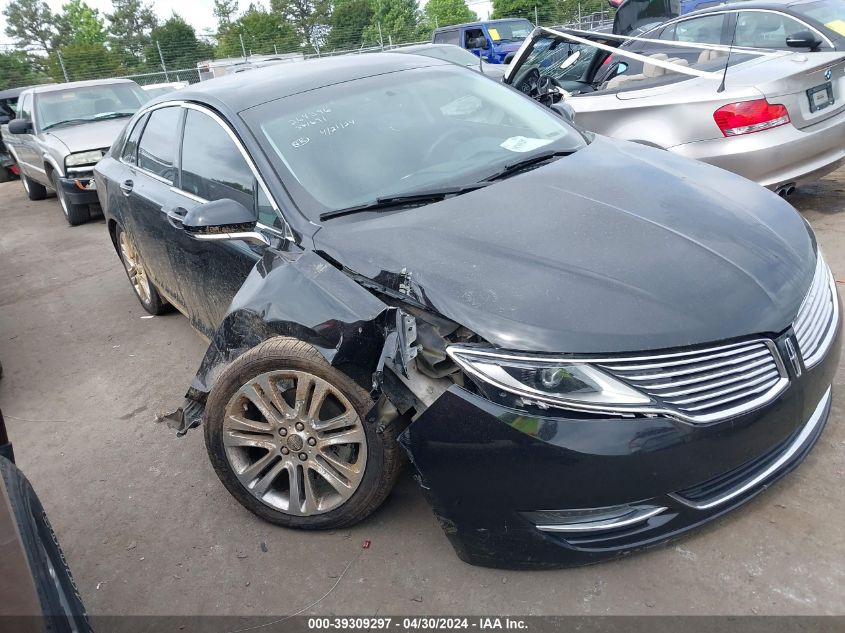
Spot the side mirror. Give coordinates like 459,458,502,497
552,102,576,124
786,30,822,51
8,118,32,134
182,198,270,247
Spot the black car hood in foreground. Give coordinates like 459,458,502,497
314,136,815,354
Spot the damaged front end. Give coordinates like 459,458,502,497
164,244,840,570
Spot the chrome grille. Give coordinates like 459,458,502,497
793,253,838,369
597,340,788,424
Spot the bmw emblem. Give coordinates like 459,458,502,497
825,68,832,80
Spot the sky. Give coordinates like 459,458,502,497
0,0,493,46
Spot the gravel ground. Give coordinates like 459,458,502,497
0,168,843,618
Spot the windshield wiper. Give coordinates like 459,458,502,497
42,118,96,131
319,183,490,221
482,150,573,182
92,111,134,120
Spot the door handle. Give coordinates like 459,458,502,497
120,179,133,195
162,205,187,229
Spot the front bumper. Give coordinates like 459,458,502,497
669,107,845,190
58,175,98,206
399,321,841,569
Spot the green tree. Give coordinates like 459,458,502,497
106,0,158,67
0,50,45,89
2,0,56,53
213,0,240,31
145,15,213,72
48,41,122,81
269,0,330,50
216,5,299,57
325,0,373,50
362,0,421,46
56,0,107,47
422,0,475,30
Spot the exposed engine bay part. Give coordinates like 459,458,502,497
168,248,469,435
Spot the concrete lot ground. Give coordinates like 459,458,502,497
0,170,843,618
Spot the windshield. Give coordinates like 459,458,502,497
511,36,600,86
36,83,146,130
488,20,534,41
244,65,585,218
405,45,481,66
799,0,845,35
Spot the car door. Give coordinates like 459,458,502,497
9,93,39,181
166,106,287,338
121,105,186,307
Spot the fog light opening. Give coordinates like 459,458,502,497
524,504,666,533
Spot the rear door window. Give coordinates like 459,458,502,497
137,106,181,182
671,14,726,43
434,29,460,45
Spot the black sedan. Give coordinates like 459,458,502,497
94,53,841,569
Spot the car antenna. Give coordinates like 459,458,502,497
717,16,739,93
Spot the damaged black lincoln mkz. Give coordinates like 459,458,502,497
94,53,841,569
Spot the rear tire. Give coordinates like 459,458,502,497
115,224,170,315
21,172,46,200
0,457,91,632
204,337,403,529
52,172,89,226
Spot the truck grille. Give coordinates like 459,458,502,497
598,340,788,424
793,253,838,369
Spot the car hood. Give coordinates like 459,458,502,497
45,117,130,153
313,135,816,354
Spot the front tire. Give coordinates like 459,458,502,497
21,172,46,200
51,172,89,226
204,337,402,529
115,224,170,315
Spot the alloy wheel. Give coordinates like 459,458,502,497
118,231,152,305
222,370,368,516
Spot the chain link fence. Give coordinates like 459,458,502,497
2,3,613,88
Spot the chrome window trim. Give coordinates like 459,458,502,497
120,99,294,240
670,386,832,510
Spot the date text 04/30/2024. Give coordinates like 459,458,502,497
307,618,529,630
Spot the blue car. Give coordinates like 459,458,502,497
432,18,534,63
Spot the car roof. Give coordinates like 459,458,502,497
434,18,532,31
686,0,820,14
26,78,139,95
170,53,452,112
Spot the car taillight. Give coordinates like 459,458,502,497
713,99,790,137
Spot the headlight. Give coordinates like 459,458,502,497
446,346,651,412
65,150,105,167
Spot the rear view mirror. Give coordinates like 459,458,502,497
182,198,269,246
786,30,822,51
8,118,32,134
552,102,576,124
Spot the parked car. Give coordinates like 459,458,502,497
3,79,148,225
633,0,845,51
505,27,845,191
0,86,34,182
94,53,840,569
141,81,189,100
0,409,91,631
432,18,535,63
392,43,508,78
